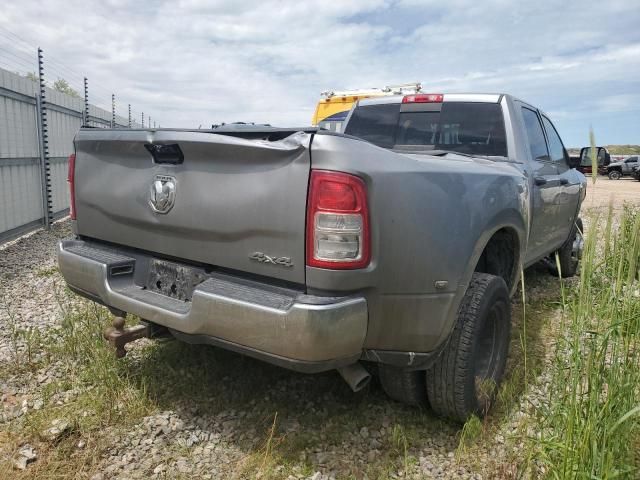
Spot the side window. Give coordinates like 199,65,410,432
625,157,638,163
541,116,566,164
521,107,549,161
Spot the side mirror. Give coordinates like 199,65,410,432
578,146,610,168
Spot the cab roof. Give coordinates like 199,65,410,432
358,93,504,106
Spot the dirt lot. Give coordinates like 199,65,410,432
583,176,639,210
0,175,637,479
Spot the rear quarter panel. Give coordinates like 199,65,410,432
308,133,528,352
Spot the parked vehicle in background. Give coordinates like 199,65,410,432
311,83,421,132
578,146,611,175
58,92,586,423
606,155,638,179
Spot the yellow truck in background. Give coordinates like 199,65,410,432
311,83,422,132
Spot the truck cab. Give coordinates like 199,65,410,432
343,93,585,267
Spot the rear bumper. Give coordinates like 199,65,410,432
57,239,367,372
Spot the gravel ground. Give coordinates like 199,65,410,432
0,221,75,366
0,219,573,479
583,175,640,209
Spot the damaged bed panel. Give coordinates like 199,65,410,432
73,129,312,285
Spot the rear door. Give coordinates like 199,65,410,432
74,129,311,284
519,105,563,263
541,115,580,243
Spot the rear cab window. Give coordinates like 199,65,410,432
344,100,508,157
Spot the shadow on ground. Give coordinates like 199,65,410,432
116,264,560,477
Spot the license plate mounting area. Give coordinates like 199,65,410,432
146,259,205,301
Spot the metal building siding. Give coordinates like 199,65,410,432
50,157,70,213
0,162,43,233
0,67,146,241
0,69,44,236
0,95,39,158
47,108,81,158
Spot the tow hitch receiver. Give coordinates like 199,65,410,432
103,316,153,358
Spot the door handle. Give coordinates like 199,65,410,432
560,178,569,185
534,177,547,186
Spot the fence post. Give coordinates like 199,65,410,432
37,47,53,229
83,77,89,127
141,112,144,128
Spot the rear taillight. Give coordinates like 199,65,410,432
67,153,76,220
402,93,444,103
306,170,370,269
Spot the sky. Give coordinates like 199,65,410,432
0,0,638,147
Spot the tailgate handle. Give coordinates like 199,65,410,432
144,144,184,164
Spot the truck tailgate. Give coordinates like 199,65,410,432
73,129,311,284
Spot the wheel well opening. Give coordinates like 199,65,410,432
475,228,519,290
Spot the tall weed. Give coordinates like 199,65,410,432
531,205,640,478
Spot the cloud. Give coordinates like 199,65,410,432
0,0,638,145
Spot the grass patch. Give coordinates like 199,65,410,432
37,266,59,278
11,215,635,478
454,264,562,477
525,205,640,478
0,299,154,478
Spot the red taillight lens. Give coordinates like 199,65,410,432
67,153,76,220
316,180,358,210
402,93,444,103
306,170,370,269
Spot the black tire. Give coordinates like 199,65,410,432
608,170,622,180
426,273,511,423
552,218,583,278
378,365,427,406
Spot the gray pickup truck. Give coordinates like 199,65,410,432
58,93,586,422
606,155,639,180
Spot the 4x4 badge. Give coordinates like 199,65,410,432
250,252,293,267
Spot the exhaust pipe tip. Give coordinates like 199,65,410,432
337,363,371,392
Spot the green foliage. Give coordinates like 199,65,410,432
567,145,640,157
458,415,483,453
529,205,640,478
606,145,640,155
52,78,80,98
